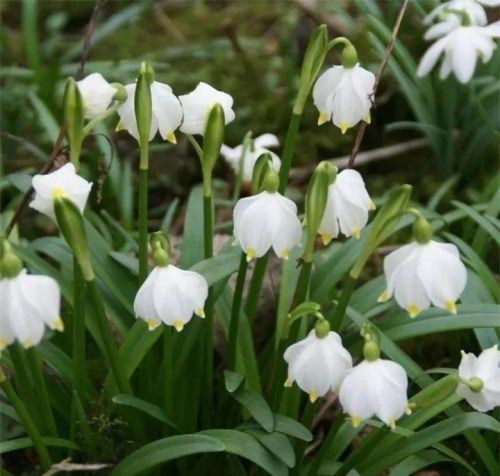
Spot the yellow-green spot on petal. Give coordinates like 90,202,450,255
321,232,333,246
166,131,177,144
318,112,328,126
308,390,318,403
388,417,397,429
405,404,412,415
351,415,361,427
51,187,65,199
340,122,349,134
23,338,33,349
281,249,289,260
369,201,376,210
173,319,184,332
53,317,64,331
378,290,389,303
284,377,293,388
446,300,457,315
115,120,125,131
196,307,205,318
246,247,256,262
146,319,159,331
363,112,371,124
407,304,420,318
351,228,361,239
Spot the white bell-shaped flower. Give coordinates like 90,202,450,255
221,133,281,182
378,240,467,318
117,81,183,143
76,73,117,119
417,21,500,83
134,264,208,332
424,0,488,34
318,169,374,244
457,345,500,412
233,191,302,261
313,64,375,134
179,82,235,135
0,270,62,350
339,358,409,428
284,329,352,403
30,163,92,221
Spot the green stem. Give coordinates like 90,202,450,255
86,278,132,394
244,253,269,324
72,258,86,400
9,344,38,423
82,100,122,136
329,275,356,331
307,415,344,476
227,252,248,369
27,349,58,437
163,327,174,425
1,376,52,471
138,165,149,284
278,113,302,194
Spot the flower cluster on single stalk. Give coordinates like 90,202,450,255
418,0,500,83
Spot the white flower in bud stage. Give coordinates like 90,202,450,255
221,133,281,181
30,163,92,221
134,265,208,332
179,82,235,135
233,191,302,261
76,73,117,119
117,81,183,143
284,330,353,403
0,270,62,350
339,358,409,428
457,345,500,412
378,241,467,318
417,21,500,83
313,64,375,134
318,169,374,244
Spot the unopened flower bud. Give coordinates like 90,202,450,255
135,63,153,150
63,77,84,168
202,103,225,194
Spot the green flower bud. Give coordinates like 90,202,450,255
262,169,280,193
351,184,413,279
410,374,459,409
0,241,23,278
54,197,94,281
134,63,153,151
314,317,330,338
466,376,484,393
341,44,358,68
202,103,225,195
150,231,171,267
140,61,155,85
251,152,274,194
413,215,432,244
361,322,380,361
304,161,335,261
63,77,84,169
294,24,328,114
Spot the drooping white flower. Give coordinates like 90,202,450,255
284,329,352,403
0,270,62,350
378,240,467,318
117,81,183,143
76,73,118,119
417,21,500,83
313,64,375,134
457,345,500,412
318,169,374,244
221,133,280,181
179,82,235,135
134,264,208,332
233,191,302,261
424,0,488,32
339,358,409,428
30,163,93,221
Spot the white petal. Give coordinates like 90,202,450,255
424,18,459,41
476,346,500,380
383,243,418,297
476,0,500,7
417,37,448,77
339,362,376,422
0,280,15,348
312,67,343,119
254,133,279,150
77,73,117,119
452,38,478,83
134,267,161,328
439,52,453,79
458,351,479,380
20,274,61,330
318,188,340,243
331,70,368,131
151,81,183,140
269,194,302,258
457,384,499,412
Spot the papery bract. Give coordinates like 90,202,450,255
233,191,302,261
30,163,92,221
0,270,62,349
134,265,208,332
284,330,352,402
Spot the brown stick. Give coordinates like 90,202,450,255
5,0,108,237
347,0,410,169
